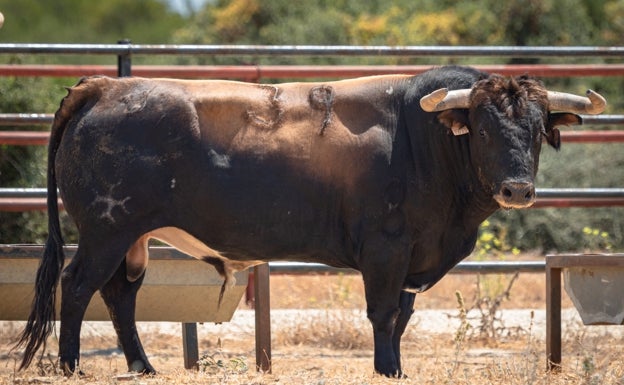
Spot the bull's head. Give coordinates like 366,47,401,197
420,75,606,209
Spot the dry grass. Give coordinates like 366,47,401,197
2,259,623,384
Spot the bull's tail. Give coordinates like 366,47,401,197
14,79,95,369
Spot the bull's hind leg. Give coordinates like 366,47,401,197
58,236,132,375
99,258,155,374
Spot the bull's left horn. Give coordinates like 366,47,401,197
420,88,471,112
547,89,606,115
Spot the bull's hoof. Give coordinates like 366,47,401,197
375,362,401,378
129,359,156,375
60,361,85,377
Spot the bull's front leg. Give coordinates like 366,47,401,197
367,303,401,376
392,290,416,377
361,256,409,377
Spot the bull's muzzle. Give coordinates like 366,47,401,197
494,180,536,209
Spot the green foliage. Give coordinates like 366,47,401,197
474,220,521,260
581,226,613,251
0,0,184,44
471,221,519,305
0,75,72,243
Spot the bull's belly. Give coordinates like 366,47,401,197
125,220,353,283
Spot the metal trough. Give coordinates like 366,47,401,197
564,263,624,325
0,245,247,322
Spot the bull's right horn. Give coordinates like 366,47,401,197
547,89,606,115
420,88,472,112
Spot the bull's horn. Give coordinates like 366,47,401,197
547,89,606,115
420,88,471,112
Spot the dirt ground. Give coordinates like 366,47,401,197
2,259,624,384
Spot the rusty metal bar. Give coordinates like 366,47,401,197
2,44,624,58
2,188,624,212
0,131,50,145
2,186,624,212
559,130,624,142
1,116,624,147
3,196,620,211
2,64,624,79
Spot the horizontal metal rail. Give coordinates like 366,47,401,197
5,130,620,145
2,64,624,79
1,188,623,211
0,113,53,126
268,260,545,275
2,44,624,58
1,115,623,146
4,188,619,199
2,114,624,127
0,244,545,275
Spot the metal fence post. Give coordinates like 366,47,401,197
117,39,132,77
182,322,199,370
254,263,272,373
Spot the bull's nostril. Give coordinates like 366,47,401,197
502,188,512,198
525,191,534,200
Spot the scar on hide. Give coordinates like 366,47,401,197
92,183,131,223
308,85,335,135
245,85,283,129
120,85,157,114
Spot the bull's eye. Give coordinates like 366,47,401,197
478,128,486,137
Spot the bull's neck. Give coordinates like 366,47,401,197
405,117,499,229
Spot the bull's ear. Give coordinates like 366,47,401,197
437,110,470,136
544,127,561,150
546,112,582,150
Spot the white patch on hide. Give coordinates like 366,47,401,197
92,183,131,223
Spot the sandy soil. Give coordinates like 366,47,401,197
2,263,624,384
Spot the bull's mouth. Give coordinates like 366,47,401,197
493,194,536,209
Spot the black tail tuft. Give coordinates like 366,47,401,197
14,229,65,369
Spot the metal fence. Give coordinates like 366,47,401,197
1,43,624,372
1,44,624,210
